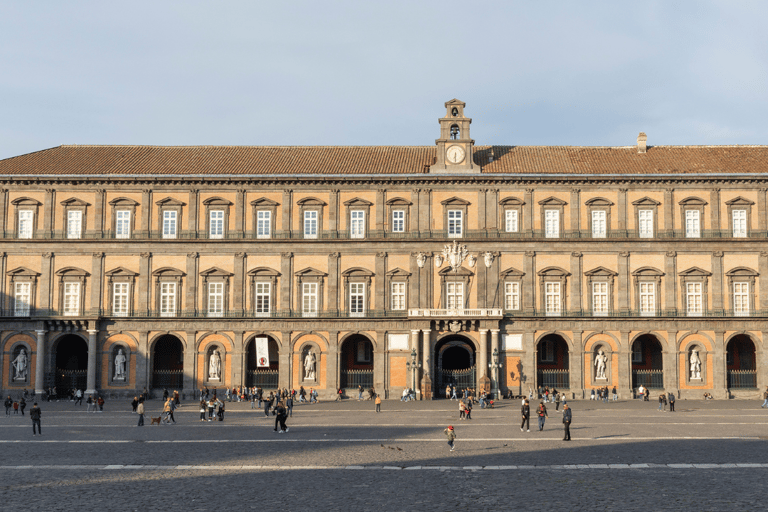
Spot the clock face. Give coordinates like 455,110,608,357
446,145,465,164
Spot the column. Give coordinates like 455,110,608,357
477,189,487,231
618,252,630,314
280,252,293,312
524,251,536,314
570,252,582,314
327,252,340,313
421,328,432,399
490,329,500,399
375,252,386,312
141,189,152,237
138,252,151,314
478,329,489,386
664,251,677,315
663,331,678,392
186,252,198,315
233,252,246,314
710,188,721,234
618,330,631,399
618,188,627,236
35,330,47,397
714,331,727,399
86,329,99,394
410,189,420,233
487,189,499,231
419,189,432,235
570,330,583,398
410,329,421,396
477,253,487,309
90,252,104,315
94,189,105,237
281,190,292,235
524,189,534,235
569,188,580,236
329,189,339,236
40,253,53,311
375,189,385,233
759,188,767,235
712,251,724,314
235,189,246,238
188,189,198,237
43,188,55,238
664,188,674,235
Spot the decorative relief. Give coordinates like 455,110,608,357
619,252,630,258
571,252,583,258
186,252,199,258
483,252,494,268
281,252,294,258
712,251,724,258
140,252,151,259
234,252,246,259
665,251,676,258
525,251,536,257
415,252,427,268
376,252,387,258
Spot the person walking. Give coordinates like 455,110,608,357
199,400,207,421
562,404,572,441
30,402,41,436
168,397,177,423
286,395,293,417
521,399,530,432
459,400,466,420
536,400,548,431
554,392,561,411
762,387,768,408
612,386,618,401
4,396,12,415
444,425,456,451
668,391,675,412
658,393,665,411
19,397,26,416
274,401,288,433
137,399,145,427
75,389,83,406
263,394,271,417
451,386,458,400
207,398,215,421
358,384,364,401
465,399,472,420
375,393,381,413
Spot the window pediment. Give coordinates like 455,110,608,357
250,197,280,207
200,266,234,277
109,197,139,207
152,267,186,277
342,267,375,278
6,266,40,278
55,266,90,277
631,266,664,277
60,197,91,207
584,266,618,277
538,196,567,206
247,267,281,277
105,267,138,277
386,267,411,277
678,266,712,277
202,197,233,206
499,196,525,206
726,266,758,277
725,196,755,206
438,266,474,277
632,197,661,206
678,197,707,206
500,267,525,278
11,197,41,206
585,197,614,207
155,197,186,207
297,197,327,207
343,197,373,207
440,196,471,206
537,266,570,277
385,197,412,207
294,267,328,278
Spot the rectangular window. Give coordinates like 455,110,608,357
67,210,82,239
112,282,129,317
391,282,406,310
686,282,702,316
591,210,606,238
63,282,80,316
115,210,131,239
255,282,271,315
350,210,365,239
639,282,655,317
350,282,365,316
304,211,318,239
162,210,177,239
505,210,518,233
545,282,561,316
208,282,224,317
632,341,643,363
356,341,372,363
685,210,700,238
14,282,31,316
592,282,608,316
545,210,559,238
302,282,318,317
540,340,555,363
732,209,747,238
209,210,224,239
446,282,464,309
256,211,271,239
18,210,33,239
160,282,177,317
391,210,405,233
638,210,653,238
504,282,520,311
734,282,750,316
447,210,463,238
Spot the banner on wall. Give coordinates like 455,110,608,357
255,337,269,367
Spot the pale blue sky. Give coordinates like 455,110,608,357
1,1,766,160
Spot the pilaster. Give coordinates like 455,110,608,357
138,253,151,314
35,330,47,396
375,252,387,311
523,331,536,393
0,252,5,311
618,188,627,234
188,188,198,237
375,189,385,232
713,331,726,399
235,189,246,237
86,329,99,394
184,331,196,391
478,329,489,384
410,189,420,233
663,330,678,392
90,252,104,314
569,188,580,235
43,188,55,237
664,251,677,314
40,253,53,311
136,331,149,391
419,189,432,234
710,188,721,233
329,189,339,235
618,330,631,399
374,331,386,395
327,330,339,394
94,189,105,236
524,251,536,314
570,252,582,314
0,188,7,236
280,252,293,312
487,189,499,231
232,331,244,387
712,251,724,314
185,252,199,315
477,188,487,231
141,189,152,237
664,188,674,234
759,188,768,234
281,189,292,234
279,330,291,389
618,251,630,314
421,328,432,399
761,252,768,311
570,330,583,396
524,189,534,234
327,252,340,312
233,252,246,314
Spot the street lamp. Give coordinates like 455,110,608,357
488,348,503,401
405,348,421,401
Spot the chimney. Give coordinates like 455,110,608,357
637,132,647,154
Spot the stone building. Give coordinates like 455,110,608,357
1,99,767,400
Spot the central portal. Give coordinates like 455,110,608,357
434,335,476,398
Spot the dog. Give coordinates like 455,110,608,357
150,416,162,425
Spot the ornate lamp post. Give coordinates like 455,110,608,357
488,348,503,400
405,348,422,401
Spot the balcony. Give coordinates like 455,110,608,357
408,308,503,318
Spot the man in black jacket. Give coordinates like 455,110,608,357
274,401,288,433
562,404,572,441
30,402,41,436
520,399,530,432
668,392,675,412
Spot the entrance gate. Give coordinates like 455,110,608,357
435,336,476,397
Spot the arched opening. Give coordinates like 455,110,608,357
536,334,569,390
727,335,757,389
54,334,88,394
152,335,184,389
246,336,279,389
435,335,476,397
340,334,373,390
631,334,664,389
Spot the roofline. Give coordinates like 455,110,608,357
2,172,768,179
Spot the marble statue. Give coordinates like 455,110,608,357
114,349,126,379
12,348,27,381
690,349,702,379
209,349,221,380
304,351,316,380
594,349,607,379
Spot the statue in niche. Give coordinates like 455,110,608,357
12,348,28,381
304,351,316,380
690,349,702,380
209,349,221,380
594,349,607,380
114,349,127,380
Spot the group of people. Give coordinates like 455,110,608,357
4,395,27,415
519,398,573,440
657,392,677,412
590,387,618,401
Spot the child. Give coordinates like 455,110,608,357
444,425,456,451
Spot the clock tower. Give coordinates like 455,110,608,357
430,99,480,173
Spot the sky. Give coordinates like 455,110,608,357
1,1,767,160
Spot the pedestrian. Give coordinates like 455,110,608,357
131,396,138,413
451,386,458,400
97,396,105,412
762,387,768,408
668,391,675,412
168,397,177,423
536,400,548,431
251,393,257,409
86,395,93,413
137,399,145,427
30,402,41,436
217,399,225,421
612,386,618,401
459,400,466,419
19,397,26,416
444,425,456,451
521,399,530,432
4,396,11,415
263,394,271,417
375,393,381,413
658,393,665,411
286,395,293,417
207,398,215,421
445,385,451,399
465,399,472,420
555,392,561,411
13,401,19,414
75,389,83,406
199,400,207,421
358,384,364,401
274,401,288,433
590,389,595,401
562,404,572,441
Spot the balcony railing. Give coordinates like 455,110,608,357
409,308,503,318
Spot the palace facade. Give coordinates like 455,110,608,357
1,99,767,400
